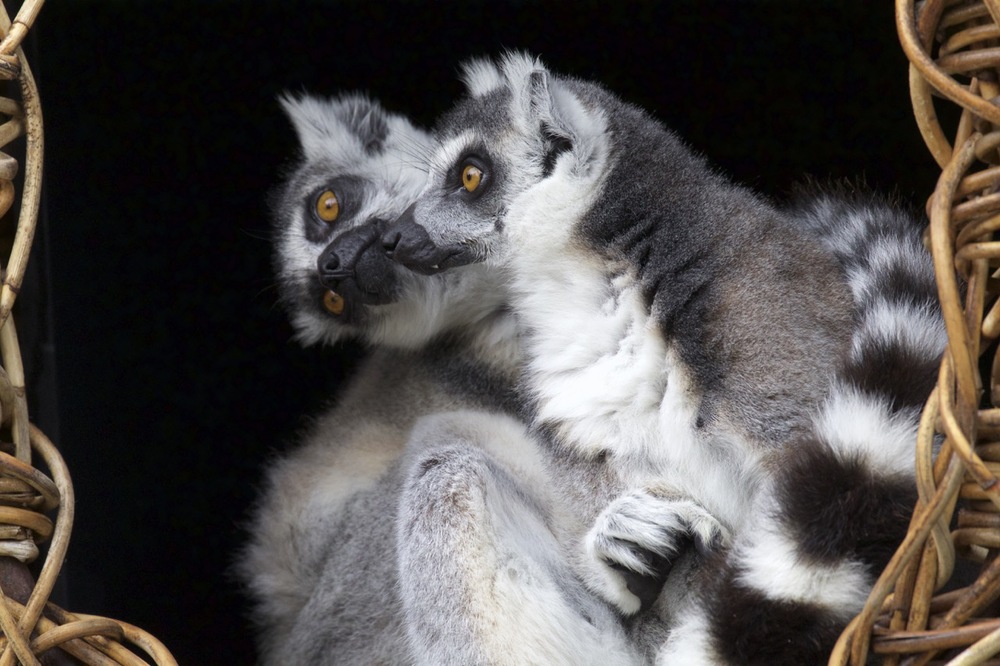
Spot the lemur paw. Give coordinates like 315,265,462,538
585,490,728,614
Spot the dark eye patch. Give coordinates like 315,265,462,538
301,175,367,243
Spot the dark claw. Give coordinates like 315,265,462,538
607,532,696,612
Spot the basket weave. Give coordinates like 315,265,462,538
831,1,1000,664
0,1,177,663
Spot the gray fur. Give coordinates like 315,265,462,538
383,53,944,662
238,92,639,664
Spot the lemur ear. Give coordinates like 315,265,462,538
525,69,561,134
524,71,571,176
280,93,344,159
279,93,388,160
460,57,504,97
525,69,604,176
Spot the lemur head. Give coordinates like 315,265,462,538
382,52,609,274
273,93,507,348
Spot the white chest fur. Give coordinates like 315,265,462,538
508,246,757,526
502,141,761,525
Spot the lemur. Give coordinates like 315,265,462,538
382,53,944,664
237,92,640,665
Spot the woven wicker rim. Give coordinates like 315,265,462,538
0,1,179,663
831,1,1000,663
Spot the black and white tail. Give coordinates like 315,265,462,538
662,189,947,664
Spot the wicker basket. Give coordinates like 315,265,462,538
831,1,1000,664
0,1,177,663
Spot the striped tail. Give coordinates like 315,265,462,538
661,188,946,664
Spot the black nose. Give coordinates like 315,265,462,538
317,245,355,287
381,228,401,257
318,249,342,275
318,224,380,288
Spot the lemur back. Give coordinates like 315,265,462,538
658,189,943,664
384,53,945,663
238,93,639,665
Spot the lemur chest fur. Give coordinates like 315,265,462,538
514,248,696,456
512,250,759,527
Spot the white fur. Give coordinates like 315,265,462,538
655,611,722,666
846,237,928,304
585,489,728,613
505,198,757,529
733,521,871,611
398,411,641,666
851,300,946,365
816,385,920,477
460,56,507,98
501,99,683,462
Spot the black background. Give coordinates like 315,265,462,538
16,1,945,664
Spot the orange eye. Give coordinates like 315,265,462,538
316,190,340,223
322,290,345,315
462,164,482,193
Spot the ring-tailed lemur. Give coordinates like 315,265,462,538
382,53,944,664
237,93,639,665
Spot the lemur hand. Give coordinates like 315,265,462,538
584,488,729,614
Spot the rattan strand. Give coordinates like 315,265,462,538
830,0,1000,663
0,0,178,663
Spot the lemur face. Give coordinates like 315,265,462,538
382,53,601,276
293,171,403,320
382,154,507,274
381,96,526,275
272,93,435,346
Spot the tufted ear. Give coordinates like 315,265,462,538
459,56,504,97
520,64,605,178
501,52,550,130
279,93,388,160
527,69,556,126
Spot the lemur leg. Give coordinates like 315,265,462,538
585,486,729,615
396,411,640,666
